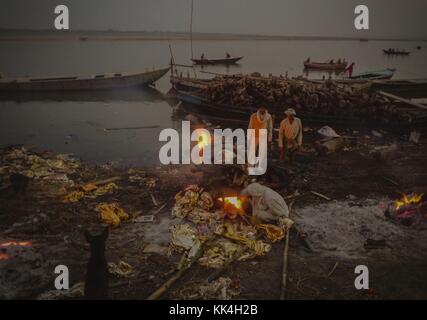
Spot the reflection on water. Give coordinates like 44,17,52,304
0,38,426,166
0,86,165,103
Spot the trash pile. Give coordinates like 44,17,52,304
201,74,417,123
169,185,286,270
0,146,81,197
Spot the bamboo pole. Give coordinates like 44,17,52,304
147,240,208,300
190,0,194,60
280,201,294,300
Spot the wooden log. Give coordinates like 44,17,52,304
310,190,332,201
147,240,209,300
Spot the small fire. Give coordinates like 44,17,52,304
196,131,210,148
194,129,211,158
394,193,423,210
219,196,246,217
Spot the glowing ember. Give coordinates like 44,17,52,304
394,193,423,210
0,241,32,261
219,196,246,217
0,252,9,261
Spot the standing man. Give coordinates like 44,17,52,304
248,106,273,150
345,62,355,78
278,108,303,164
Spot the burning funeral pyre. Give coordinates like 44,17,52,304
169,184,287,271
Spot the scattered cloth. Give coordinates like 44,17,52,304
256,224,285,243
222,222,271,256
199,238,251,269
170,224,201,258
96,203,129,227
172,185,213,219
64,182,118,202
108,261,133,278
37,282,84,300
317,125,340,138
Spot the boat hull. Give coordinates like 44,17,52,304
175,91,427,129
383,50,410,56
304,61,347,71
350,68,395,80
0,67,170,92
191,56,243,65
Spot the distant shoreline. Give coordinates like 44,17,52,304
0,30,426,42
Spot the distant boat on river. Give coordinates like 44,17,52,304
191,56,243,65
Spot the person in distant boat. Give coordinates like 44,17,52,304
305,57,311,63
345,62,355,77
226,52,231,58
278,108,302,164
329,59,334,64
248,106,273,151
201,53,205,60
337,58,342,64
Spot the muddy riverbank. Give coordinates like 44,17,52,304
0,124,426,299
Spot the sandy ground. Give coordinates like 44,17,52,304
0,126,426,300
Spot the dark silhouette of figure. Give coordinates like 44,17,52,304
84,227,109,300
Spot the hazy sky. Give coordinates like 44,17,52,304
1,0,426,38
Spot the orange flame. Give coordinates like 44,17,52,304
0,241,32,248
395,193,423,210
224,197,243,210
196,131,210,148
219,196,246,217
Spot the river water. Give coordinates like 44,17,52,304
0,38,426,166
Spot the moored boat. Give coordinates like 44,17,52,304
350,68,395,80
371,79,427,98
383,49,410,56
304,61,347,71
0,67,170,92
191,56,243,65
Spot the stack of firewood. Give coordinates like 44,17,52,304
200,74,416,123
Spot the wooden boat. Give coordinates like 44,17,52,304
170,75,214,92
350,68,395,80
383,49,410,56
191,56,243,65
0,67,170,92
174,90,427,129
304,61,347,71
370,79,427,98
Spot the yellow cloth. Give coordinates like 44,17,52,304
63,191,85,203
96,203,129,227
223,223,271,256
256,224,285,243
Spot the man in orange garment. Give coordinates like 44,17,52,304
248,106,273,151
